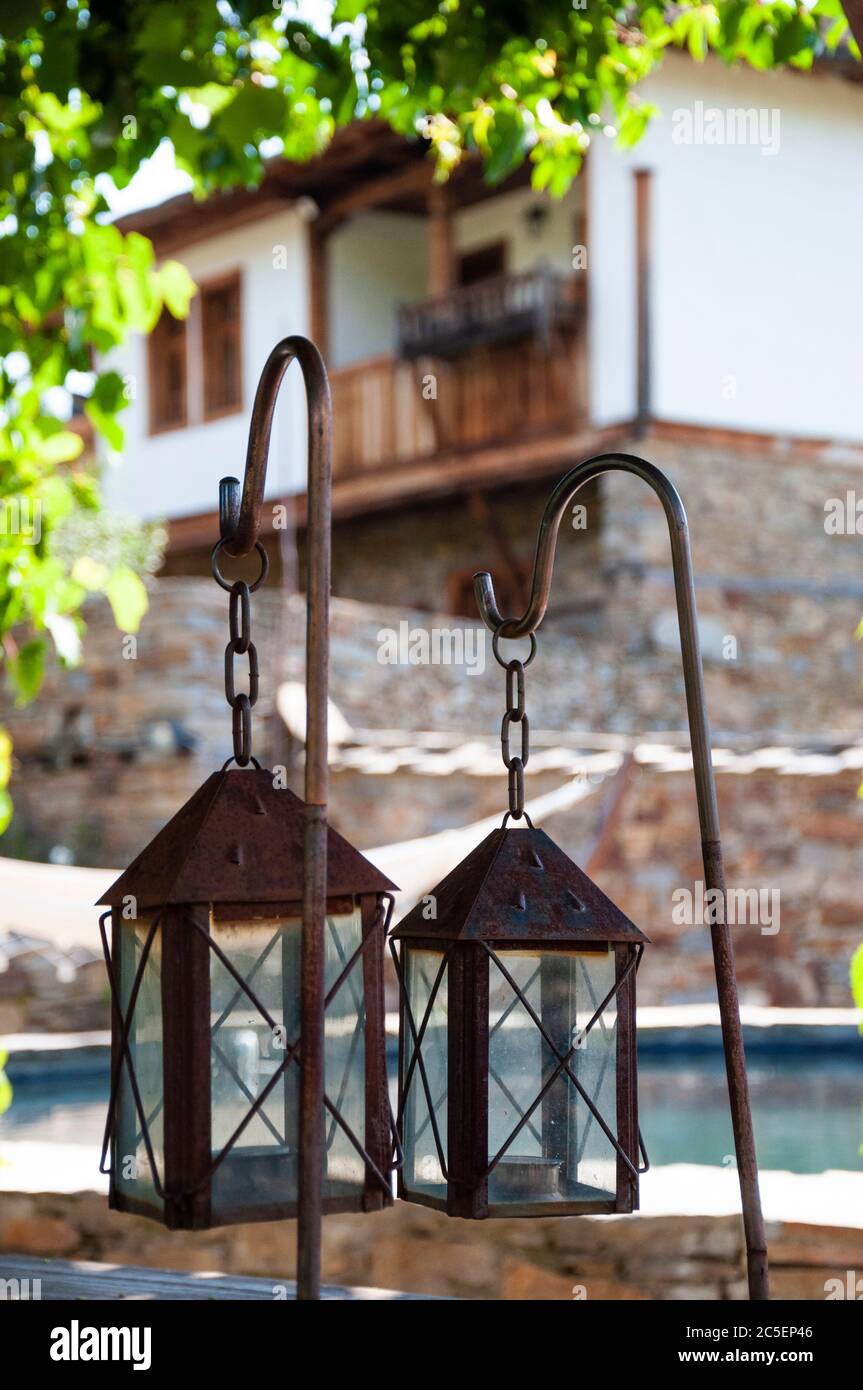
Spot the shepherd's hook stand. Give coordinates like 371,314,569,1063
474,452,769,1302
218,336,331,1301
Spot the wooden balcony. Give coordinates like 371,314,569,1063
331,281,587,494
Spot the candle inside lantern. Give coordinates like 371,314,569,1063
488,1154,562,1202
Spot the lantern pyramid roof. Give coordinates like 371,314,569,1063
392,825,648,943
97,768,396,908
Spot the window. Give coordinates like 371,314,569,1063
148,311,187,433
147,271,243,435
202,275,243,419
458,242,506,287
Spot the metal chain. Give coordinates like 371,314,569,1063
500,655,530,820
493,629,536,820
224,578,259,766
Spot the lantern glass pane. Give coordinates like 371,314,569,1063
209,905,366,1220
114,917,164,1212
323,907,366,1199
401,946,448,1204
487,946,618,1212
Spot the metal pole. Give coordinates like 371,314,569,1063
474,452,769,1300
221,336,332,1301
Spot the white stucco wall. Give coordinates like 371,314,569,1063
589,57,863,439
454,182,582,277
102,208,310,523
327,211,427,369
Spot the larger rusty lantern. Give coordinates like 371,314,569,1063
97,339,397,1284
98,771,396,1229
392,825,648,1218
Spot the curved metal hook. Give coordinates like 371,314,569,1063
474,450,768,1301
216,335,332,1300
474,451,716,841
221,334,332,563
474,452,685,638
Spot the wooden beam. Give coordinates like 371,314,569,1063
316,160,434,235
164,409,863,561
307,219,329,360
573,153,590,422
634,169,652,433
326,422,629,520
427,182,454,296
164,422,629,558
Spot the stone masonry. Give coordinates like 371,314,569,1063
0,1191,860,1300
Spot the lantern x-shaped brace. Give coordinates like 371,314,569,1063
99,897,396,1206
390,936,647,1190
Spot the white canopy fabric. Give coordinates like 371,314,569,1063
0,857,114,952
0,766,612,950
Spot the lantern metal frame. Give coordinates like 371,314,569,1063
472,452,769,1301
97,769,397,1230
391,822,650,1219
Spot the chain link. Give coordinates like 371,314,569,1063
223,578,259,766
500,657,530,820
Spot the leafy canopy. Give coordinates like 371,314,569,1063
0,1,856,831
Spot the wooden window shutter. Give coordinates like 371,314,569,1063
148,311,188,433
202,274,243,420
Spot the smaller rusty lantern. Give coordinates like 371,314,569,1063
98,770,396,1229
392,825,648,1218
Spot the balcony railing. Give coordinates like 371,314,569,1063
397,268,582,359
330,320,587,482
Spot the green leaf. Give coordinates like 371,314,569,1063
851,944,863,1033
85,399,125,453
0,728,11,791
157,261,197,319
0,789,11,837
105,565,148,633
485,108,527,184
218,84,288,153
72,555,110,590
91,371,127,414
333,0,365,20
9,638,46,703
36,431,85,466
0,1049,12,1117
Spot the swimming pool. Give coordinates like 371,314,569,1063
3,1030,861,1177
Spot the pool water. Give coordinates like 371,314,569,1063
639,1054,862,1174
1,1047,861,1175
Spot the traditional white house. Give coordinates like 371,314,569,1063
102,53,863,581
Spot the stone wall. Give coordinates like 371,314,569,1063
4,573,861,859
2,581,861,1009
321,431,863,737
302,755,862,1009
1,1190,860,1300
1,429,861,1009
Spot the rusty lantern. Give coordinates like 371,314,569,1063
391,825,649,1218
97,771,396,1229
96,338,398,1250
